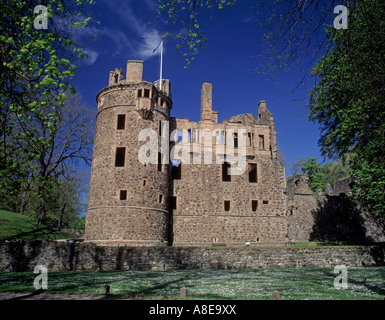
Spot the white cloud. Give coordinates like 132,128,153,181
82,49,99,65
137,29,162,60
98,0,163,60
51,1,162,65
97,27,133,56
99,0,145,34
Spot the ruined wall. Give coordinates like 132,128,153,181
287,175,385,244
286,174,318,242
170,86,287,246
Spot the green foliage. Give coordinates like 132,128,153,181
24,173,87,229
156,0,343,80
350,159,385,218
68,216,86,230
322,158,351,188
0,0,94,224
308,0,385,217
289,156,351,193
156,0,236,67
300,157,325,193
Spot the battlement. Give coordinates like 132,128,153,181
98,61,172,123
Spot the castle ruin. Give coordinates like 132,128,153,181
85,60,384,246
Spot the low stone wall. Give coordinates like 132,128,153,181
0,240,384,272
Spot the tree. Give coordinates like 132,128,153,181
156,0,350,79
277,145,289,168
300,157,325,193
31,168,87,229
290,157,307,176
27,92,94,224
156,0,236,67
322,158,351,188
308,0,385,217
0,91,94,223
289,156,351,193
0,1,95,222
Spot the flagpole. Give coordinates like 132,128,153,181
159,39,163,91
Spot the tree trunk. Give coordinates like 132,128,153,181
37,181,46,225
58,202,66,230
19,179,29,215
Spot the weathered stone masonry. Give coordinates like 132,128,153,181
84,59,385,247
85,60,288,246
0,241,384,272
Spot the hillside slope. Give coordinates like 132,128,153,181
0,210,74,240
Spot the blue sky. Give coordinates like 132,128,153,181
71,0,330,177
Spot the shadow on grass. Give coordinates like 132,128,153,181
1,224,73,241
35,270,235,299
1,268,384,300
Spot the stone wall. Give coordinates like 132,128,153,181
0,241,383,272
286,175,385,244
286,174,318,242
169,89,287,246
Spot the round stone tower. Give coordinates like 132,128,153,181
85,60,173,246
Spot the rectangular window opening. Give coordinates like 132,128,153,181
234,132,238,149
177,129,183,143
143,180,147,187
259,135,265,150
222,162,231,182
158,152,162,172
252,200,258,212
137,89,142,98
159,194,163,204
263,200,269,205
170,196,177,210
117,114,126,130
216,130,225,145
224,200,230,212
144,89,150,98
192,129,199,143
120,190,127,200
172,160,181,180
249,164,257,183
115,147,126,167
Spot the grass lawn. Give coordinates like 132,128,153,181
0,210,74,241
0,267,384,300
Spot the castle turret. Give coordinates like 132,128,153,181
85,60,172,246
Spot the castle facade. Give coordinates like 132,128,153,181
84,60,288,246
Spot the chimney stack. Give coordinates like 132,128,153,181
201,83,213,121
126,60,144,83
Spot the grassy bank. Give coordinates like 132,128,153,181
0,210,74,241
0,267,384,300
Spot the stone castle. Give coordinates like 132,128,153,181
85,60,384,246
